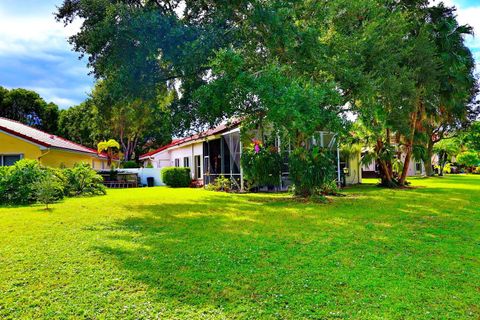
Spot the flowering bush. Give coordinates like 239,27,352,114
241,139,283,188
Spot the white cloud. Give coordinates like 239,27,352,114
0,7,82,57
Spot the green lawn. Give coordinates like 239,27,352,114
0,176,479,319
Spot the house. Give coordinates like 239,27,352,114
140,120,362,189
361,155,426,178
0,117,111,169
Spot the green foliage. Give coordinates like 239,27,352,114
0,86,59,134
289,147,336,197
205,175,232,192
92,82,173,161
456,151,480,168
97,139,120,165
33,173,64,210
0,160,45,205
58,100,106,149
241,141,283,188
63,164,106,197
161,167,191,188
462,121,480,152
122,161,140,169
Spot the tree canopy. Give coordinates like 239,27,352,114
56,0,478,188
0,86,60,133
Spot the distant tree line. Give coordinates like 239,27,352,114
0,85,173,162
0,86,59,134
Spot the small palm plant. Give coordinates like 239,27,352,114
34,173,64,210
97,139,120,166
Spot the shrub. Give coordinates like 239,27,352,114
161,167,191,187
289,147,335,197
0,159,44,205
474,167,480,174
63,163,106,196
33,172,64,210
456,151,480,170
242,140,283,188
122,160,139,168
205,175,232,192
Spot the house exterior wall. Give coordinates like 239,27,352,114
0,131,108,169
41,149,109,169
0,131,43,160
361,155,426,178
168,143,203,179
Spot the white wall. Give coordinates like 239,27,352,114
169,143,203,179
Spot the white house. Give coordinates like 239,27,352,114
140,120,362,189
362,156,426,178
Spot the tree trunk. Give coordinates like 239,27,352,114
425,138,434,176
376,137,396,187
399,100,421,185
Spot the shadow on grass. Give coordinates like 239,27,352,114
89,177,480,317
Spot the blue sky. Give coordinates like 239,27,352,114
0,0,479,109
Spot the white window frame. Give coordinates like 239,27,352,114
0,154,23,166
194,155,201,179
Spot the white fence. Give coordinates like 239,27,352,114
120,168,164,186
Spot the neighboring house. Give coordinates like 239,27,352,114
140,120,362,189
362,156,426,178
0,117,111,169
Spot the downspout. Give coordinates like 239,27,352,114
37,148,51,164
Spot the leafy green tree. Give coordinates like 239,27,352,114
433,138,461,176
34,173,64,210
0,87,60,133
58,100,106,149
92,81,173,161
420,5,478,176
462,121,480,152
456,151,480,171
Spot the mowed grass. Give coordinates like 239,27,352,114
0,176,479,319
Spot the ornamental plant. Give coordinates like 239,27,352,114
289,147,336,197
241,139,283,189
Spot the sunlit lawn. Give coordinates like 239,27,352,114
0,175,479,319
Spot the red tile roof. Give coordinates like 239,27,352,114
0,117,107,158
139,120,240,160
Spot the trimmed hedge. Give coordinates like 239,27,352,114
161,167,191,188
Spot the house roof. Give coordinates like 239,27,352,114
0,117,107,158
139,120,240,160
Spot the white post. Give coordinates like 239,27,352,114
240,139,244,192
337,146,341,187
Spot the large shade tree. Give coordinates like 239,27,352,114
420,4,478,176
57,0,477,189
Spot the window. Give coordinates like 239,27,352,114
415,162,422,173
0,154,22,166
174,158,180,167
194,155,201,179
183,156,190,168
